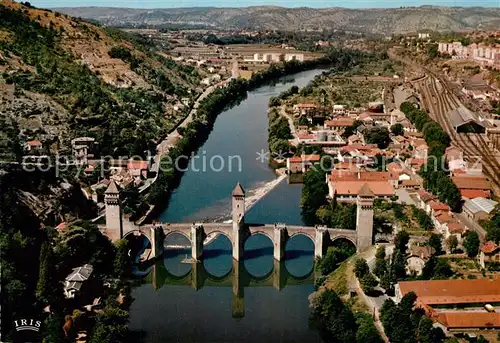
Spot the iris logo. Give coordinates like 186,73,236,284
14,319,42,332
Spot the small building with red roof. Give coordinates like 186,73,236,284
25,140,42,151
479,241,500,268
286,154,321,174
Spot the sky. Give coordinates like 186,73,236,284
32,0,500,9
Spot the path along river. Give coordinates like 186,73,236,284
129,69,327,343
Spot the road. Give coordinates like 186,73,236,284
455,213,487,242
347,246,393,343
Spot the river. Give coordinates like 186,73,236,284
129,69,327,343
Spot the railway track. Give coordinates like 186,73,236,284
389,48,500,196
414,75,500,196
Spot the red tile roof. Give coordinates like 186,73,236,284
435,212,455,224
417,190,436,203
297,134,315,140
398,279,500,305
127,160,149,170
452,176,491,191
460,189,490,199
447,222,466,234
429,201,450,212
288,154,321,163
408,158,426,168
325,118,354,127
481,241,500,254
329,171,391,182
331,181,393,196
27,140,42,146
295,103,320,109
436,312,500,329
401,179,421,187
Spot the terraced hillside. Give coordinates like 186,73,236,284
0,0,201,160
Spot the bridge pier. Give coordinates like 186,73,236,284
150,226,164,259
273,223,287,261
191,224,204,261
314,226,326,258
191,261,205,291
232,259,245,318
272,259,286,291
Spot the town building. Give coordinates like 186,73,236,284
479,241,500,268
448,106,486,133
452,175,491,198
438,41,500,69
396,279,500,332
286,154,321,174
324,118,355,134
327,171,394,201
293,103,327,120
64,264,93,299
72,137,97,166
25,140,43,152
462,197,498,221
406,245,434,276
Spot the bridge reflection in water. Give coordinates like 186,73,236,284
134,252,315,318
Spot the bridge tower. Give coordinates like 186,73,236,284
232,183,245,260
105,180,123,241
356,183,374,251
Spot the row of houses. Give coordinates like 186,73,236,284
396,278,500,333
438,41,500,69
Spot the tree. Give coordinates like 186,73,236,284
486,225,500,244
301,168,328,225
417,316,445,343
365,127,391,149
463,231,480,257
309,289,357,343
356,313,384,343
428,233,443,255
36,242,53,303
374,258,387,278
89,306,129,343
354,258,370,278
375,246,386,260
445,235,458,253
422,257,454,280
391,251,407,281
394,230,410,254
390,123,404,136
360,272,379,294
113,240,131,279
380,271,391,291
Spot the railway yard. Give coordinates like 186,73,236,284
411,72,500,197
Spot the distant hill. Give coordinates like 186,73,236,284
54,5,500,35
0,0,201,159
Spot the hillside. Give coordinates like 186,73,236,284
54,5,500,35
0,0,201,160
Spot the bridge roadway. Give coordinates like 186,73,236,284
135,257,315,318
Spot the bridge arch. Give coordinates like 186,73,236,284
248,230,273,243
123,230,152,244
163,230,191,242
330,235,357,253
288,232,315,245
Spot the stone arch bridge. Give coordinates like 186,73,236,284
103,182,382,261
